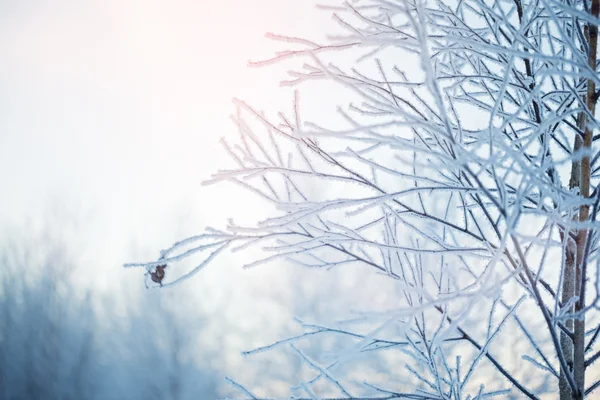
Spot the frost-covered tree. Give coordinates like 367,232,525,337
127,1,600,399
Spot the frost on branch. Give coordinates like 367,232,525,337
126,0,600,398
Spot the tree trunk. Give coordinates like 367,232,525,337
561,2,599,399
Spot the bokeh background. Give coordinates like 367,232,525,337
0,1,395,398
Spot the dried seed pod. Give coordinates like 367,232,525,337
150,264,167,286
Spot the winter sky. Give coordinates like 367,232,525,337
0,0,334,278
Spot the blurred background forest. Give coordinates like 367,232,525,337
0,202,398,399
0,209,221,399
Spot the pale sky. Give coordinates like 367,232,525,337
0,0,333,267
